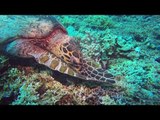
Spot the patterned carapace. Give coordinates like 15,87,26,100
0,16,116,84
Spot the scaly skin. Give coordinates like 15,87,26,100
1,17,116,84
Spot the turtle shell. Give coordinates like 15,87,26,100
20,16,67,39
1,16,67,58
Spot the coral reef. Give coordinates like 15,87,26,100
0,15,160,105
0,65,114,105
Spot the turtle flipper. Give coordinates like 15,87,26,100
30,50,77,77
3,37,78,77
2,38,35,58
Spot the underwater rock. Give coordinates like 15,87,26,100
155,57,160,63
146,42,156,50
56,94,75,105
157,70,160,74
133,34,145,42
0,55,9,73
0,92,17,104
157,45,160,50
37,84,47,96
154,34,160,40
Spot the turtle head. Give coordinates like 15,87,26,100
60,38,83,72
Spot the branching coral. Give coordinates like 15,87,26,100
0,67,25,104
0,57,117,105
78,31,136,69
0,55,9,76
83,15,115,30
101,95,116,105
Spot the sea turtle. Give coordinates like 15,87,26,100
0,16,116,84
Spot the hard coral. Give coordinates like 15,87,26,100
56,94,75,105
83,15,115,30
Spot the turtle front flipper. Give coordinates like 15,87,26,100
29,48,77,77
2,38,36,58
3,37,78,77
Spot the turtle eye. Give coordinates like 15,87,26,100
62,47,67,53
72,59,78,65
67,45,73,52
72,51,79,58
63,43,69,47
